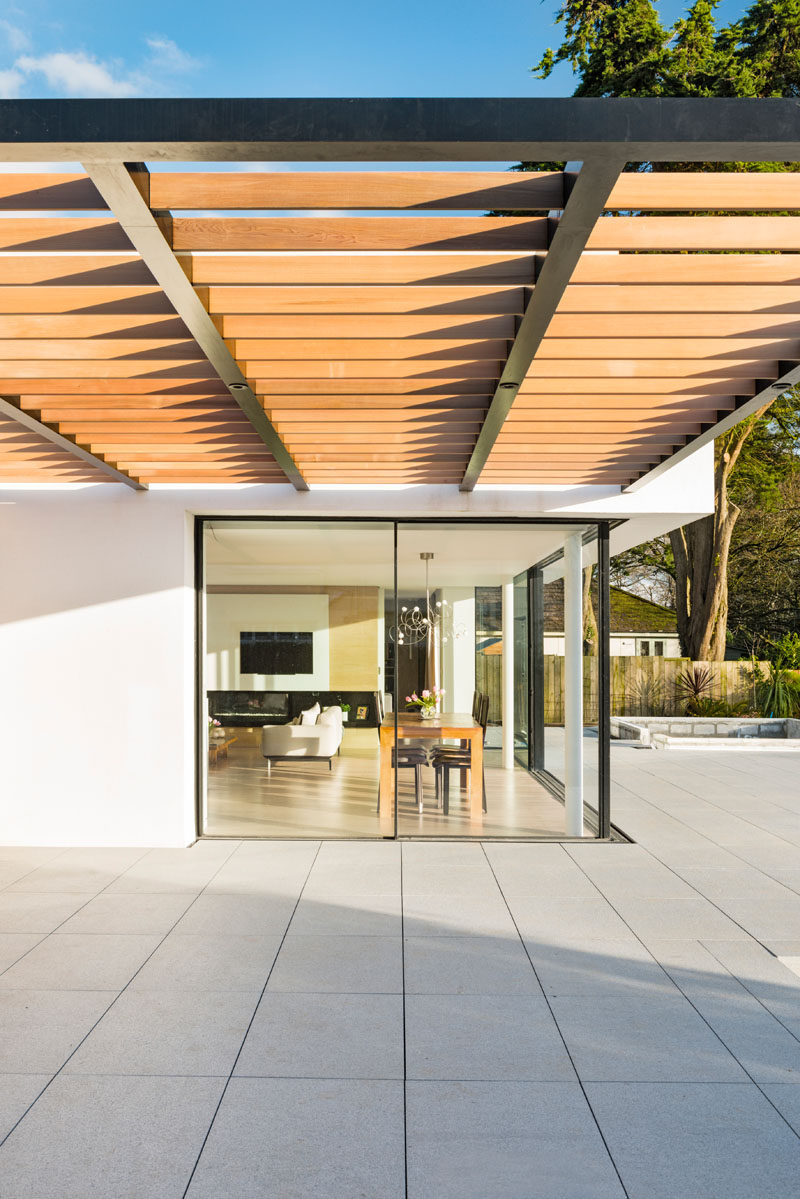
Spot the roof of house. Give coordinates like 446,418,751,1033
543,579,678,635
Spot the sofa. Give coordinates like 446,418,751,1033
260,704,344,771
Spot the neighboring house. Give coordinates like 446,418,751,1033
543,581,681,658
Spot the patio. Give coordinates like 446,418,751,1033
1,746,800,1197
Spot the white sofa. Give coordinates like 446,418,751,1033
261,705,344,770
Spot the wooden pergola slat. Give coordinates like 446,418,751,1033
172,217,548,252
151,170,564,211
83,162,308,491
0,396,145,489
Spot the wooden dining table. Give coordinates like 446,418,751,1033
378,712,483,833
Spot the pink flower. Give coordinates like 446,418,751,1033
405,696,412,703
421,689,430,699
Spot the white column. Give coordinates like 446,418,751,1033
563,532,584,836
502,579,515,770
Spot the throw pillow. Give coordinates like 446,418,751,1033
299,703,320,726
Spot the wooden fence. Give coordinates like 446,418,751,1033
477,654,764,725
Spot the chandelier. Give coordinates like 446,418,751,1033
391,552,466,647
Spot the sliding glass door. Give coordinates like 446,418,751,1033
197,516,610,840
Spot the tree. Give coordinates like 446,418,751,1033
533,0,800,658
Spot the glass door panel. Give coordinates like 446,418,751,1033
201,518,395,838
395,522,570,838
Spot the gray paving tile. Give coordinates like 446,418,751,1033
763,1084,800,1133
524,938,677,998
551,993,748,1082
404,935,540,995
5,849,144,894
489,861,600,898
302,864,401,898
130,933,282,992
403,892,517,937
0,933,160,991
508,897,637,942
0,933,43,973
0,1074,224,1198
402,841,488,866
105,848,234,894
574,863,696,899
405,994,575,1081
406,1081,624,1199
267,935,403,993
401,863,499,898
0,1075,50,1139
700,940,800,1034
173,892,297,935
58,893,193,935
288,892,401,936
0,990,116,1072
587,1082,800,1199
186,1077,405,1199
608,896,747,942
647,939,800,1083
0,892,97,934
236,992,404,1079
64,989,257,1076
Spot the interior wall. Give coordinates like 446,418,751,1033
205,592,330,691
206,585,381,691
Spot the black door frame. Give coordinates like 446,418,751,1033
194,514,613,841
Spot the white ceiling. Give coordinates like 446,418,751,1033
204,520,588,588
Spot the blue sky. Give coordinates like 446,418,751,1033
0,0,749,100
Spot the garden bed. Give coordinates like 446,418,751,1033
611,716,800,750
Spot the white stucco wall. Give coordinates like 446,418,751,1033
0,452,714,847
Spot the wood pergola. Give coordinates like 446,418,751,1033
1,98,800,491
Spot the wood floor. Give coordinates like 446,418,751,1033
204,745,570,838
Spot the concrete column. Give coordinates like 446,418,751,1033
502,579,515,770
564,532,584,836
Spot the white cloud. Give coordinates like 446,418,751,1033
144,36,199,75
15,51,138,97
0,67,23,98
6,35,202,99
0,20,30,54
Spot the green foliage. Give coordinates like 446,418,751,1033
688,695,750,717
762,632,800,669
675,664,716,712
534,0,800,98
753,662,800,717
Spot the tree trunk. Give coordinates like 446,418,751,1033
583,565,598,655
669,407,770,660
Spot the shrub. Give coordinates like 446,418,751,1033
756,665,800,719
675,665,716,715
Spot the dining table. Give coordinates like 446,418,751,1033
378,711,484,833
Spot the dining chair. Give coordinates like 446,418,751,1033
430,692,489,815
374,691,427,812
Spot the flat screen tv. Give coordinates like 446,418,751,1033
240,631,313,675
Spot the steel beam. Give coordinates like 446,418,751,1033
3,98,800,162
625,362,800,492
0,396,146,489
83,161,308,491
460,156,626,491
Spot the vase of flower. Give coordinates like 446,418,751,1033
405,687,445,720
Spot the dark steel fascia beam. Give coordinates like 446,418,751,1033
624,362,800,492
83,161,308,492
2,98,800,162
460,155,626,491
0,396,146,490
